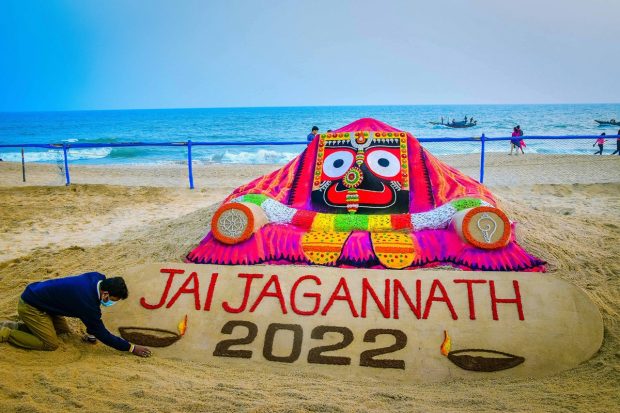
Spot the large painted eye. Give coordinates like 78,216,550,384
323,151,354,178
366,150,400,178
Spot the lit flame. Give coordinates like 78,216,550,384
178,315,188,336
440,330,451,356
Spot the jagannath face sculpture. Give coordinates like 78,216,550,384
187,118,545,272
311,131,409,214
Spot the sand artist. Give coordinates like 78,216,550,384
188,118,545,272
0,272,152,358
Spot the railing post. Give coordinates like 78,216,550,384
479,133,485,183
187,140,194,189
21,147,26,182
62,143,71,186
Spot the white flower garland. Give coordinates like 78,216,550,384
230,195,492,231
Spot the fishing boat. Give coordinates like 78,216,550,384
445,120,477,128
428,119,478,128
594,119,619,126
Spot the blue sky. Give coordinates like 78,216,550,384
1,0,618,111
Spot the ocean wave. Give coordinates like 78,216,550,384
77,137,122,144
196,149,299,164
222,149,298,164
108,147,148,158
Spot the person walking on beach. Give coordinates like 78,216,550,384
593,133,607,155
510,127,521,155
0,272,152,358
517,125,525,154
307,126,319,142
611,129,620,155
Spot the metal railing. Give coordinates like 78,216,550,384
1,134,618,188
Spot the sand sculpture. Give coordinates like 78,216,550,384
187,118,545,271
104,118,603,382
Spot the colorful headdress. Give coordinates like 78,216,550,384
188,118,545,271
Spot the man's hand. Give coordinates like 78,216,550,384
132,345,152,358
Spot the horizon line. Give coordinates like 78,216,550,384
2,102,619,115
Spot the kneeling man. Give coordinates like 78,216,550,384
1,272,151,358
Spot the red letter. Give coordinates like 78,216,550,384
321,277,358,317
140,268,184,310
489,280,524,321
222,273,264,313
166,272,200,310
249,274,288,314
394,280,422,320
393,279,421,319
203,273,218,311
423,279,458,320
361,278,390,318
454,279,487,320
291,275,322,316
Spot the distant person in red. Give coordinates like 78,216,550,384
593,133,607,155
611,129,620,156
510,127,521,155
516,125,525,154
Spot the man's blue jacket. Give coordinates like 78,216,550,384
21,272,130,351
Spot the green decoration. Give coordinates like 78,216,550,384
452,198,483,211
242,194,269,206
334,214,369,232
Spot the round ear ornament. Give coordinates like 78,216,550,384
211,202,267,245
452,206,511,249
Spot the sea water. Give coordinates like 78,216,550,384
0,104,618,165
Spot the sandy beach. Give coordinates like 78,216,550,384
1,154,619,412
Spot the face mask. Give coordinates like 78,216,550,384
100,298,117,307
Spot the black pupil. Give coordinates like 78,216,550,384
334,159,344,168
378,158,390,167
